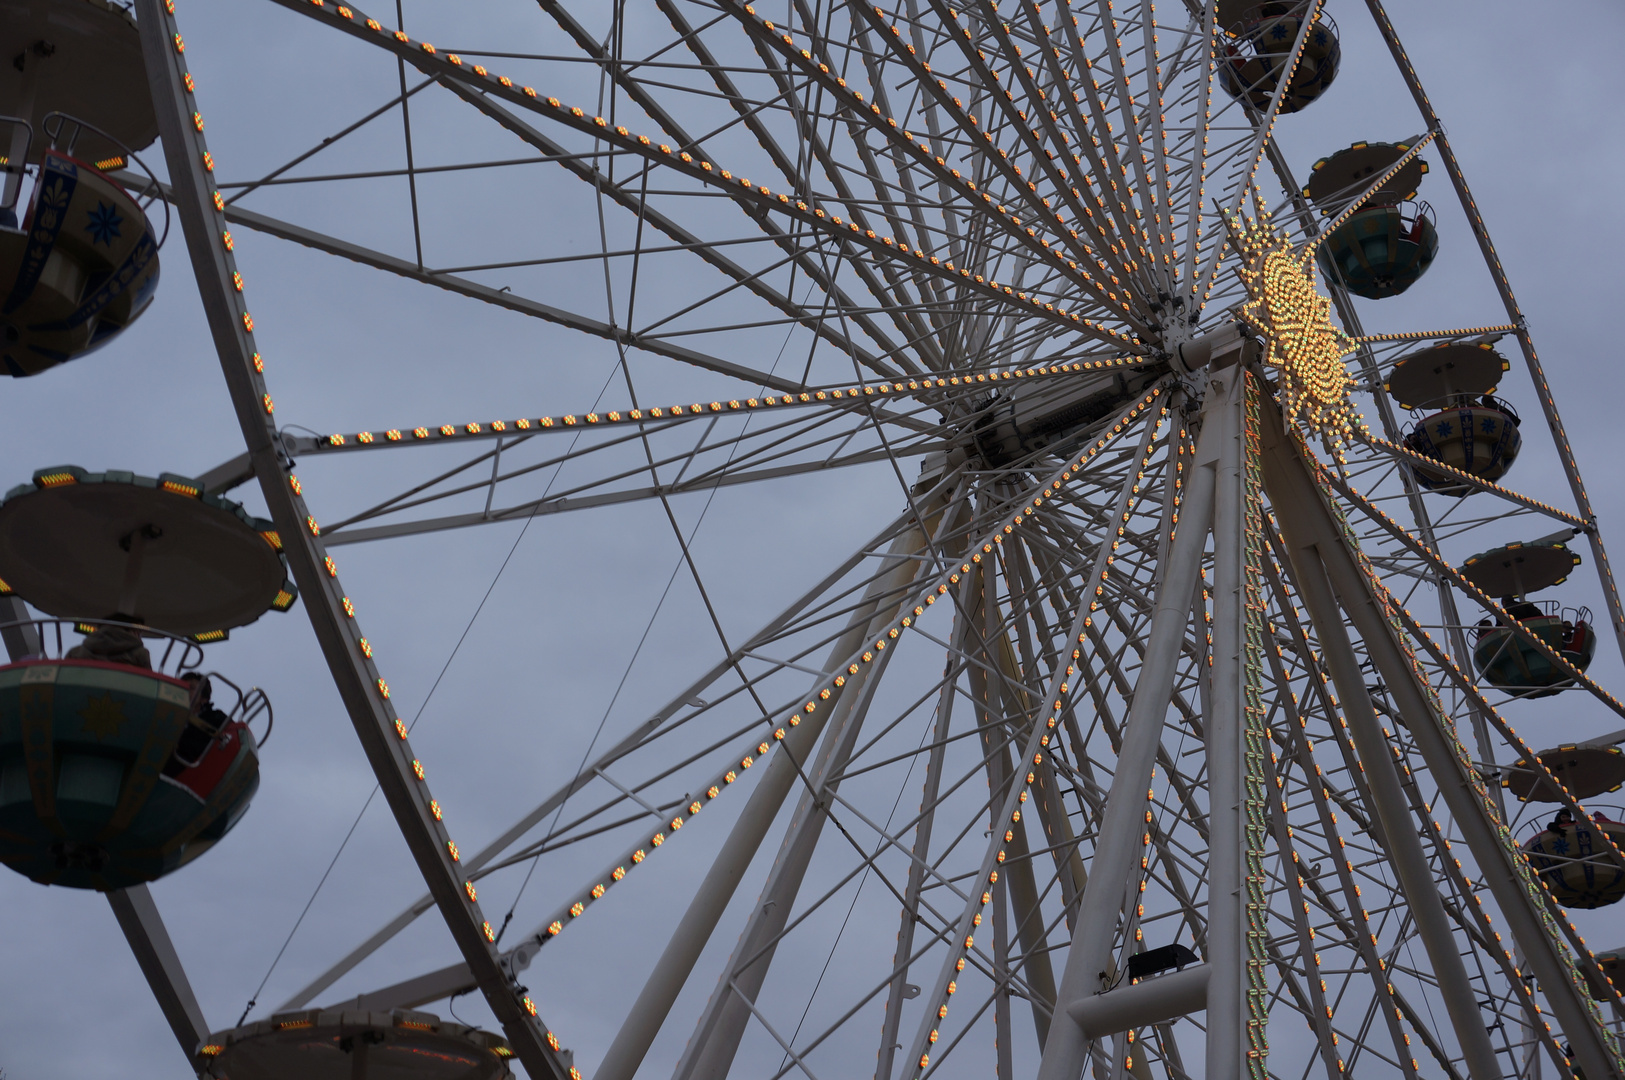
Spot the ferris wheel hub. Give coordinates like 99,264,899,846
967,363,1165,467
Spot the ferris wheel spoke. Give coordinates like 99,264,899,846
1265,408,1624,1080
1355,435,1588,528
1334,575,1625,1031
1190,0,1318,302
281,494,957,1011
873,573,982,1078
966,569,1075,1032
891,394,1171,1079
274,0,1126,353
592,476,974,1080
316,421,947,545
221,74,437,206
1094,0,1183,296
62,1,1625,1075
339,508,1018,1011
724,0,1151,333
946,0,1147,288
856,0,1107,270
1051,0,1172,294
434,79,915,377
432,45,942,375
669,615,1005,1076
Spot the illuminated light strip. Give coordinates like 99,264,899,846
729,0,1140,322
1240,374,1270,1075
510,390,1167,958
1320,467,1625,723
305,359,1155,452
776,0,1142,315
1313,468,1621,1005
910,399,1171,1079
1295,451,1625,1060
1174,0,1220,288
1352,324,1519,345
280,0,1138,347
1064,0,1165,284
1357,433,1587,529
1302,132,1438,259
1194,0,1329,313
146,2,573,1071
1262,759,1347,1074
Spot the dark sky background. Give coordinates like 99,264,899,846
1,1,1623,1078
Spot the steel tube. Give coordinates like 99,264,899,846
1203,372,1246,1080
1266,409,1621,1076
672,642,895,1080
1068,965,1210,1039
874,581,973,1080
1302,540,1624,1073
135,6,570,1074
1037,397,1220,1080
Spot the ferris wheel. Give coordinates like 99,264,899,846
2,0,1624,1079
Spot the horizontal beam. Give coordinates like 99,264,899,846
1067,964,1210,1039
321,444,941,546
279,359,1141,455
333,955,490,1012
195,450,255,494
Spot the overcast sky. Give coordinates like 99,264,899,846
2,2,1624,1078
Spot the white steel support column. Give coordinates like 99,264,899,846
1259,410,1514,1080
134,7,571,1076
1037,385,1222,1080
1276,529,1502,1080
1264,427,1625,1078
896,393,1171,1080
1204,370,1247,1080
594,490,957,1080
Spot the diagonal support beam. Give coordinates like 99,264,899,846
593,480,963,1080
129,180,811,396
1260,402,1620,1080
280,505,934,1013
107,885,210,1056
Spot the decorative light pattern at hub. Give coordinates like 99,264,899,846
1234,196,1363,452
